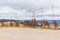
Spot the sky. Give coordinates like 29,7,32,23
0,0,60,20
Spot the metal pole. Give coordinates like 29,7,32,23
40,8,43,22
15,12,19,27
32,9,35,20
52,5,54,20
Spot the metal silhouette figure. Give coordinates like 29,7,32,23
43,21,50,28
16,21,19,27
54,20,58,29
10,21,13,27
2,22,4,26
30,18,37,27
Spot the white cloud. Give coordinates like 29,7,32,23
0,6,26,20
0,0,60,20
0,6,15,13
0,6,60,20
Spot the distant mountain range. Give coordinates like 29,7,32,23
0,19,60,25
0,19,24,22
37,20,60,24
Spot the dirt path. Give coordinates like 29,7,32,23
0,27,60,40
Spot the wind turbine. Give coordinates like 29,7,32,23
52,5,58,29
51,0,58,29
14,12,19,27
28,8,38,27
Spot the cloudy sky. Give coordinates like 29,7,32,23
0,0,60,20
